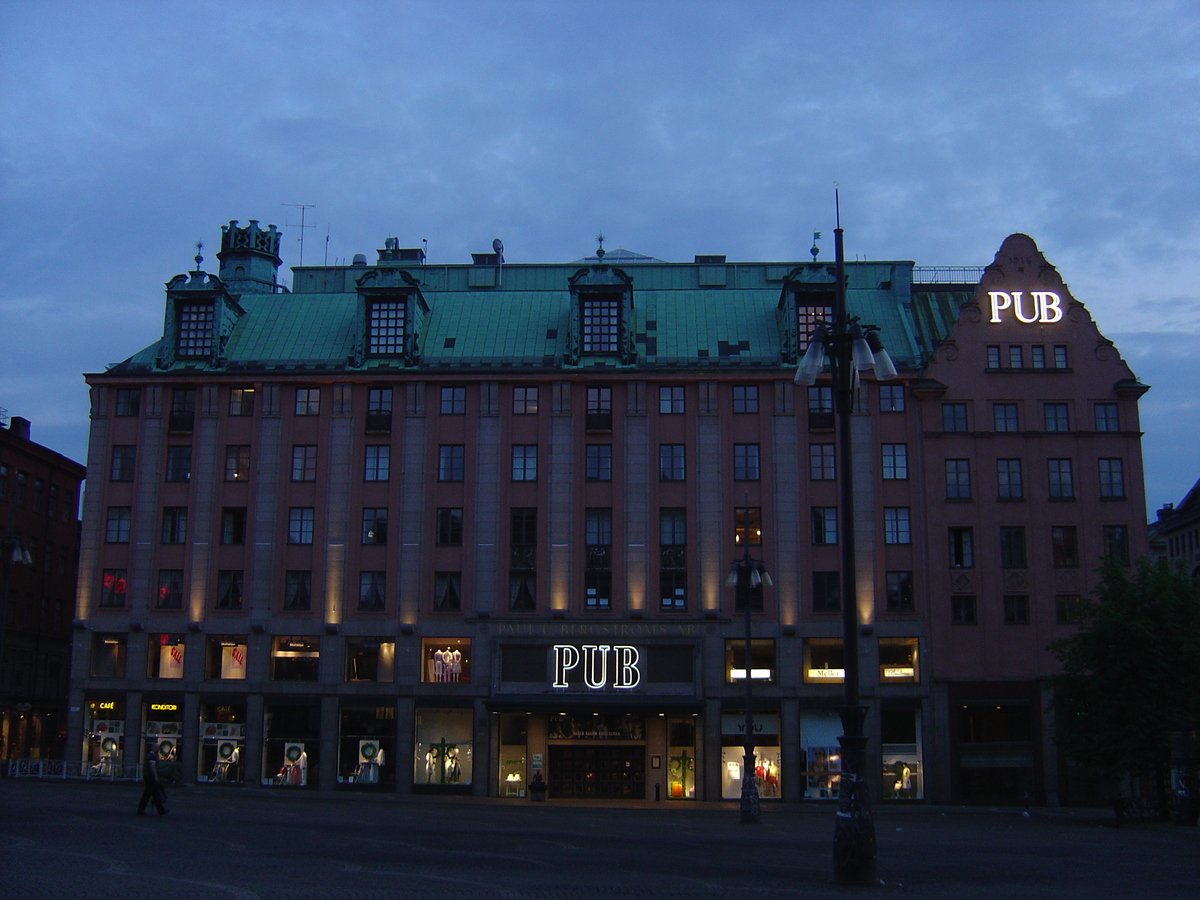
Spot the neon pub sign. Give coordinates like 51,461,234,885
988,291,1063,324
552,644,642,690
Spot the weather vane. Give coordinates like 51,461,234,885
596,232,606,261
194,240,204,271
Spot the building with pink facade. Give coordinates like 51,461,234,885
65,222,1147,804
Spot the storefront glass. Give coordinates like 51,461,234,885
271,636,320,681
206,636,247,679
420,638,471,683
197,702,245,783
142,698,183,783
263,703,319,786
720,713,780,800
800,709,843,799
413,707,472,788
338,705,395,787
666,717,697,800
83,698,125,774
345,638,395,682
802,640,844,684
89,634,126,678
146,634,185,679
498,714,528,797
881,707,923,800
724,639,775,682
879,638,919,684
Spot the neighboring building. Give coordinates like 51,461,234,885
1,414,85,763
1150,480,1200,575
66,222,1148,804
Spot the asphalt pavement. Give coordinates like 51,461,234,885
0,779,1196,899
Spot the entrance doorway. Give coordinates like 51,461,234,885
548,745,645,799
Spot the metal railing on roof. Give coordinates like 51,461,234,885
911,266,984,284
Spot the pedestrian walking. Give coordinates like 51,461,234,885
136,745,169,816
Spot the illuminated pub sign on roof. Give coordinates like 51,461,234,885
988,291,1063,324
553,644,642,690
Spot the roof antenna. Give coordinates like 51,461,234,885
493,238,504,286
422,238,428,263
323,225,330,266
283,203,316,266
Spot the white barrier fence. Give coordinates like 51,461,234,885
6,758,141,782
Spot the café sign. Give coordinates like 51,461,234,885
988,291,1063,324
553,644,641,690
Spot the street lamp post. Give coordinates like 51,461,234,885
727,506,772,824
794,196,896,884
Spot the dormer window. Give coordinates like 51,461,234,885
797,303,832,351
367,300,405,355
177,303,214,357
582,294,620,353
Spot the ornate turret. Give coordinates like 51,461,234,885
217,219,283,294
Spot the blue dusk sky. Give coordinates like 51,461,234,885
1,0,1197,516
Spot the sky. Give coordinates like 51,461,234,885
1,0,1198,517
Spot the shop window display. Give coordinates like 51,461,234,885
800,709,843,799
881,707,923,800
271,636,320,681
339,706,395,786
414,707,472,789
720,713,780,800
420,638,471,683
723,639,774,683
878,638,919,684
498,714,529,797
263,704,320,787
206,636,247,679
197,703,245,783
146,634,185,679
143,699,183,784
666,718,697,800
84,698,125,775
345,638,396,682
802,639,844,684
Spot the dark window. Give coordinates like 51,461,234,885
809,443,835,480
734,507,761,547
659,444,685,481
1103,525,1130,565
284,570,312,611
358,572,386,612
582,296,620,353
436,508,463,546
945,459,971,499
438,445,465,481
110,445,136,481
166,446,191,482
732,385,759,413
1052,525,1078,567
362,508,387,545
1094,403,1119,432
440,386,466,415
585,572,611,610
510,508,536,570
808,386,834,429
367,300,405,355
99,569,127,608
364,445,390,481
1044,403,1069,432
1008,346,1023,368
1000,526,1027,568
366,387,392,432
434,571,462,611
660,571,687,610
294,388,320,416
229,388,255,416
951,595,977,625
288,507,314,544
221,507,246,545
1056,594,1082,625
880,384,904,412
512,445,537,481
1099,459,1125,498
105,507,131,543
169,388,195,433
291,445,317,481
585,508,613,573
586,386,612,432
1031,345,1046,368
734,443,760,481
1003,595,1030,625
987,345,1001,368
942,403,967,432
1053,345,1068,368
157,569,183,610
659,385,684,414
115,389,141,417
997,459,1023,499
993,403,1019,432
812,571,840,612
216,570,243,610
949,527,974,568
225,445,250,482
161,507,187,544
882,443,907,480
177,303,214,357
509,573,536,611
798,304,832,350
811,506,837,545
884,507,911,544
513,386,539,414
886,571,914,612
1048,459,1074,499
660,507,687,575
586,444,612,481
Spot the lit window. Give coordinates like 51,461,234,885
513,386,539,415
734,507,762,546
229,388,255,416
362,508,387,545
225,445,250,482
798,304,832,351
